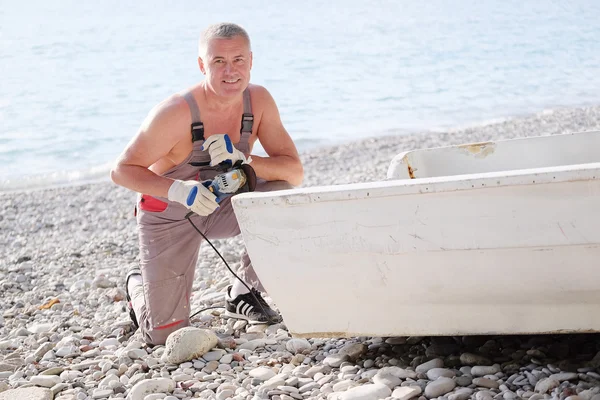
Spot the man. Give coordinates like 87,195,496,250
110,22,303,345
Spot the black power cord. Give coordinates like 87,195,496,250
185,212,278,323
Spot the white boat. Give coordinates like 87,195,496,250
231,131,600,338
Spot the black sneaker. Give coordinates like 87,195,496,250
125,268,141,329
224,285,283,325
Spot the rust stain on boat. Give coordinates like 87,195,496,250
459,141,496,158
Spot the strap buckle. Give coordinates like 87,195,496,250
191,122,205,142
241,113,254,133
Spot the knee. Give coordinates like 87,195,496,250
142,320,189,346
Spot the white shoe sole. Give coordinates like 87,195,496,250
223,310,267,325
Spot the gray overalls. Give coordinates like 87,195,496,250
134,89,291,345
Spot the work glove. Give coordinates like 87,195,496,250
167,180,219,216
201,134,252,167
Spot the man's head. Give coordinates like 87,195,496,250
198,23,253,98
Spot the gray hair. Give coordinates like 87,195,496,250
198,23,251,58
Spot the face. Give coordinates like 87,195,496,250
198,36,253,98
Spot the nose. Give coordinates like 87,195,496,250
224,62,233,74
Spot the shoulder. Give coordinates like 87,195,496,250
247,84,276,104
147,94,191,124
140,93,192,133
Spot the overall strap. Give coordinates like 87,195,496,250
240,89,254,145
183,92,205,142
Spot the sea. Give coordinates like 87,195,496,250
2,0,600,191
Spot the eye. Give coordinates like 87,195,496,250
235,58,244,63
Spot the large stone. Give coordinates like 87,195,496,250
0,387,53,400
163,327,218,364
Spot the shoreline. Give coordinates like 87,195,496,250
2,104,600,195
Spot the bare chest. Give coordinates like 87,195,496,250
168,112,253,165
201,114,245,143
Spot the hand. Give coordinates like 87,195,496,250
167,180,219,216
201,134,252,167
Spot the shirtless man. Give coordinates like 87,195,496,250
110,23,303,345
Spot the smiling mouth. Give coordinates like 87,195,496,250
223,79,240,84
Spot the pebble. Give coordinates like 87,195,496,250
203,349,226,361
249,367,276,381
385,337,406,345
286,338,311,354
550,372,578,381
448,388,474,400
372,371,402,389
471,365,501,376
323,354,347,368
460,353,491,366
339,383,392,400
424,377,456,398
128,378,175,400
30,375,62,388
333,380,356,392
91,388,113,398
416,358,444,373
391,386,422,400
535,378,560,394
473,377,500,389
426,367,456,380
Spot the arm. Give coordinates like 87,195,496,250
250,87,304,187
111,97,219,216
110,97,190,197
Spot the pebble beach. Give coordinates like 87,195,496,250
1,105,600,400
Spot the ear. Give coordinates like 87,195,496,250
198,57,206,75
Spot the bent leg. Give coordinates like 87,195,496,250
135,210,204,345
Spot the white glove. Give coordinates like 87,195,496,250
167,180,219,216
201,134,252,167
